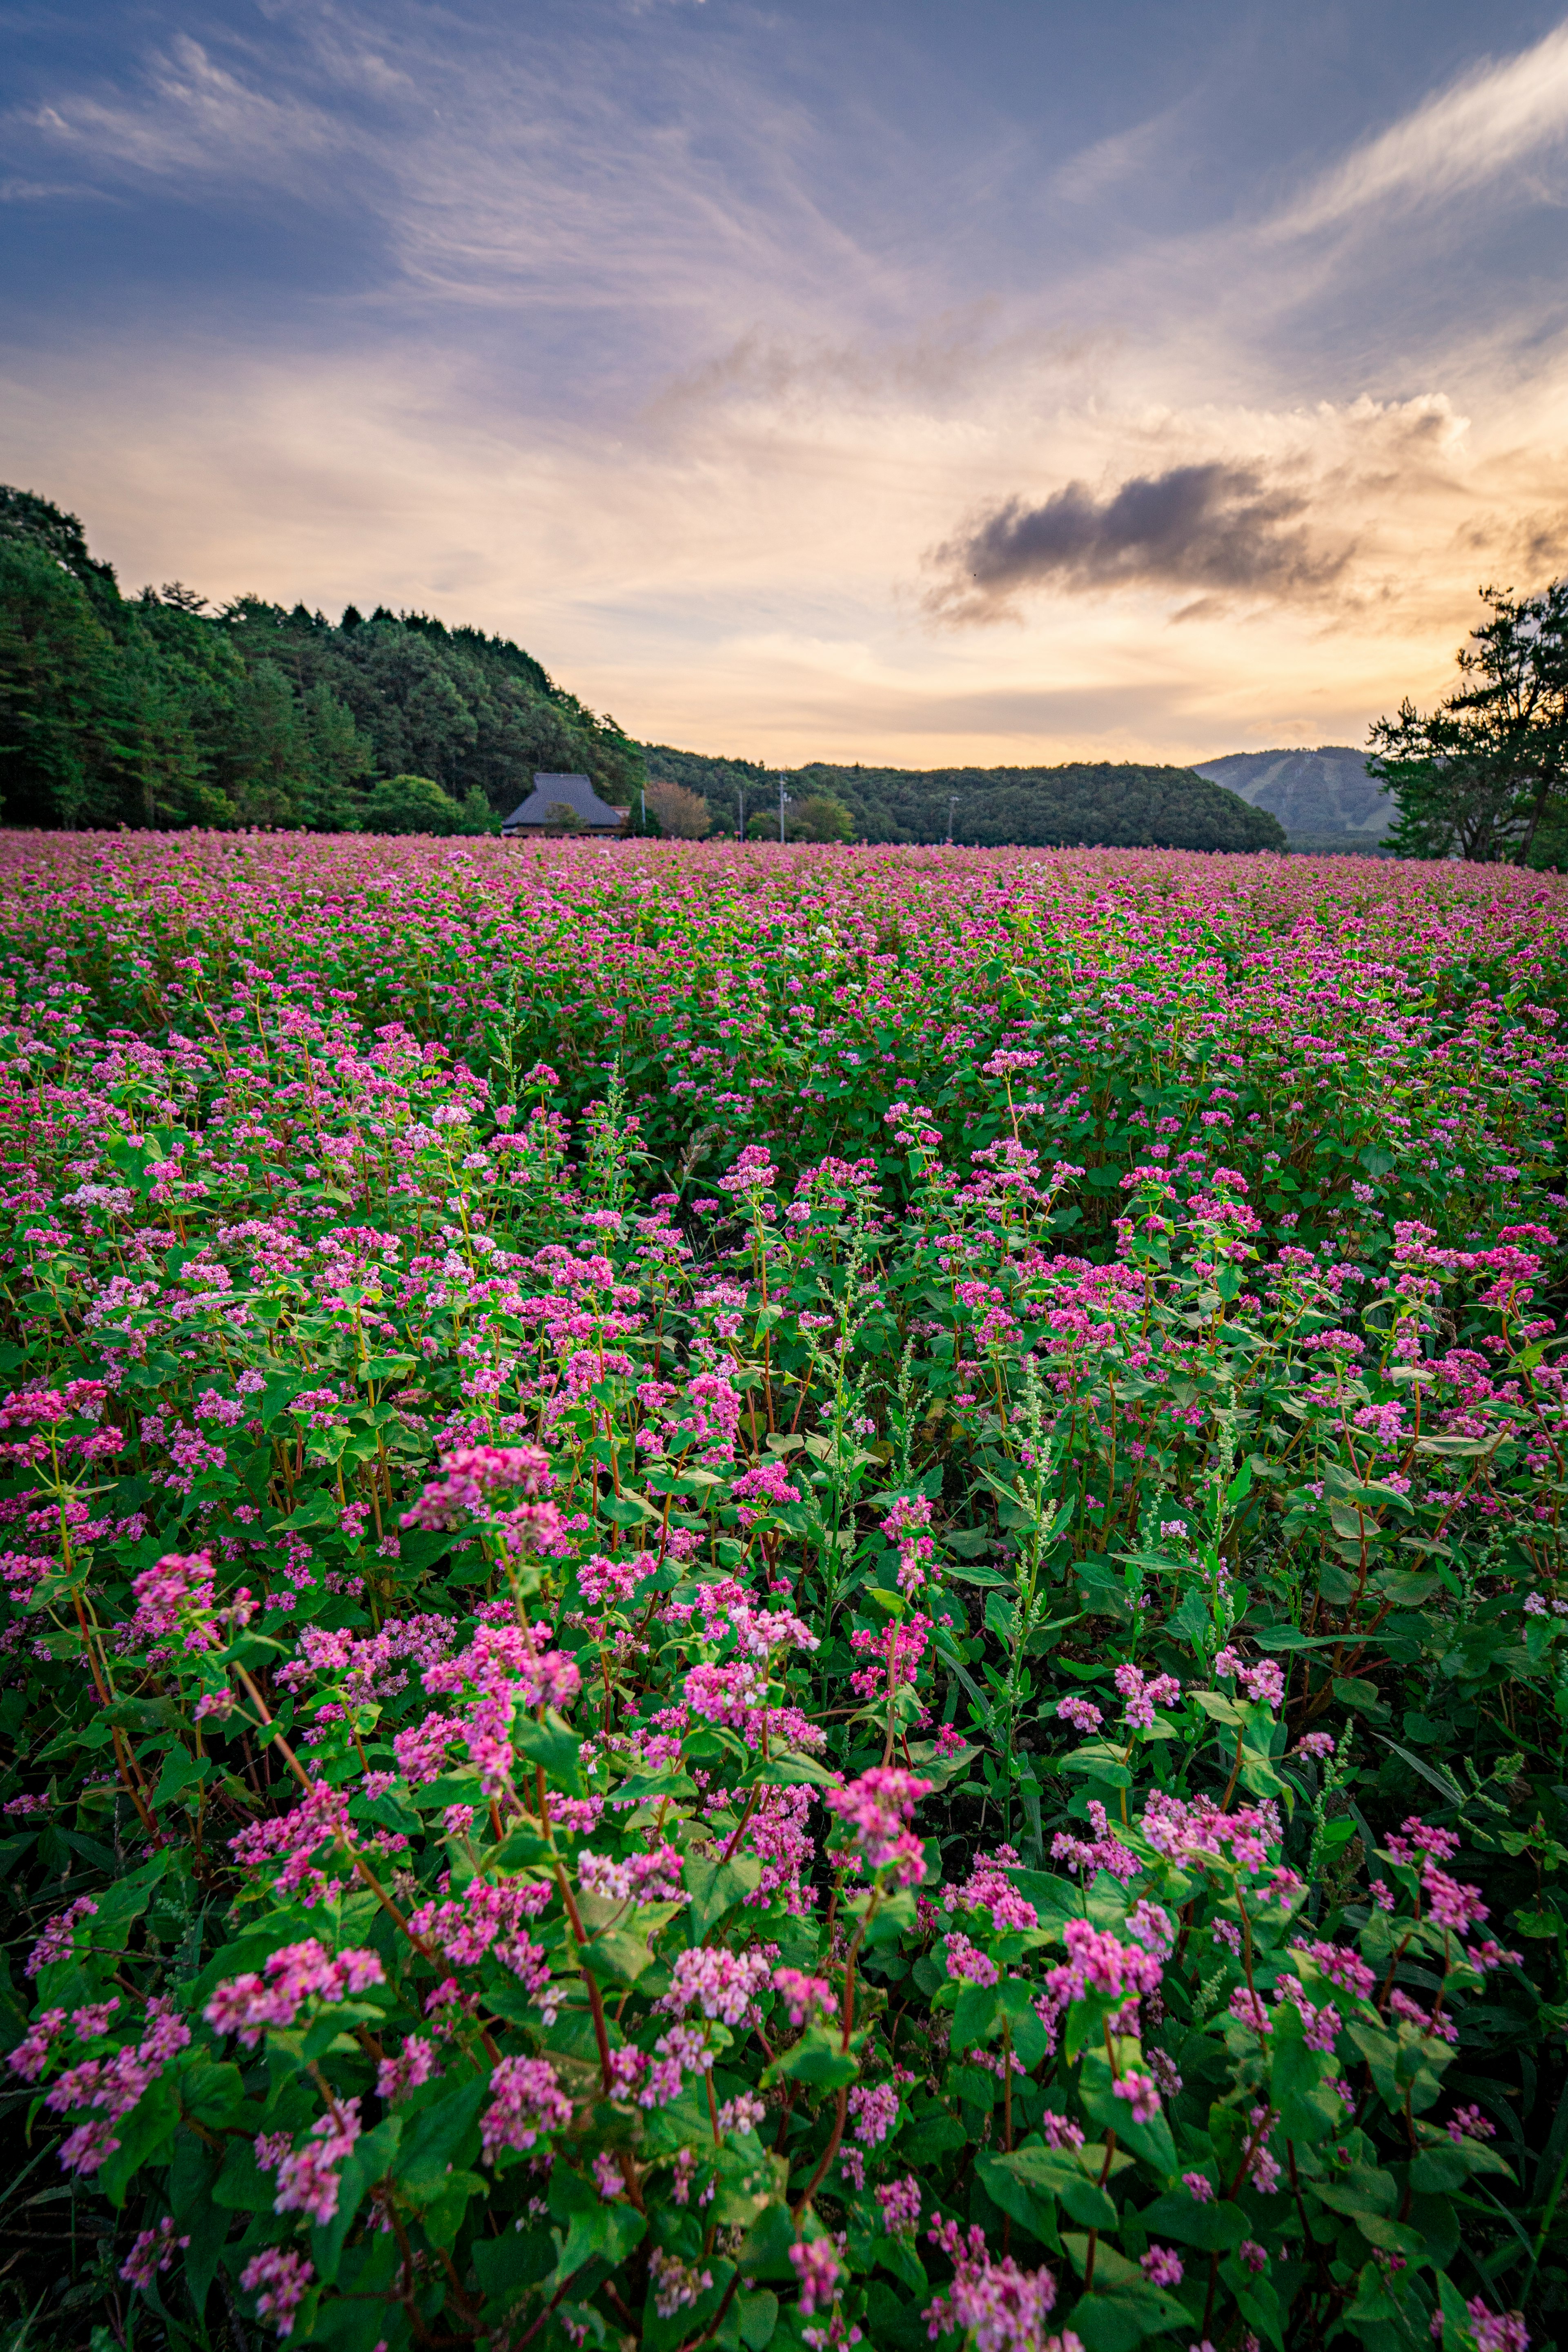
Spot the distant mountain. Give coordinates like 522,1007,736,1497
642,747,1286,852
1191,747,1390,844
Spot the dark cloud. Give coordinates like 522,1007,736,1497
927,460,1352,621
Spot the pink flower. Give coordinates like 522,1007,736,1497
241,2248,314,2338
376,2035,439,2102
1055,1695,1102,1735
790,2238,842,2316
1111,2072,1161,2124
944,1933,1000,1989
1141,2247,1183,2286
848,2082,900,2144
120,2217,188,2289
824,1766,932,1885
479,2055,572,2162
877,2175,922,2235
773,1967,836,2028
922,2217,1057,2352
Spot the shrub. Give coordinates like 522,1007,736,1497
363,773,466,834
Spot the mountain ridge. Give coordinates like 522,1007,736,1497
1190,745,1389,844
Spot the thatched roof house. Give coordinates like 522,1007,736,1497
502,774,626,836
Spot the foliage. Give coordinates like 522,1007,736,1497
786,796,855,845
363,776,479,837
646,781,713,840
0,836,1566,2352
641,749,1286,853
1368,584,1568,866
0,488,641,829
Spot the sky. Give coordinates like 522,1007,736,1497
5,1,1568,769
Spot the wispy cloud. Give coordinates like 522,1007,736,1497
27,35,349,184
1274,18,1568,235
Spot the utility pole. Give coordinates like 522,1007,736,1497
738,778,746,842
778,771,786,843
946,794,958,844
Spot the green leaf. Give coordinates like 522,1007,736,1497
1078,2047,1177,2173
1269,2002,1343,2144
951,1980,1001,2054
548,2160,648,2285
473,2221,558,2317
394,2074,490,2193
739,2290,779,2349
515,1708,585,1795
178,2058,247,2131
98,2074,180,2208
684,1852,766,1943
765,2025,859,2089
975,2150,1062,2251
1136,2190,1249,2252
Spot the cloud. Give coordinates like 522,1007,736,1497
1274,19,1568,235
926,461,1352,622
26,32,358,187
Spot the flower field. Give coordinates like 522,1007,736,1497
2,829,1567,2352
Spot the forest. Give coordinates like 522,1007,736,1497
0,487,644,831
644,748,1287,851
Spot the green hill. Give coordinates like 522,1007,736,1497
643,747,1287,852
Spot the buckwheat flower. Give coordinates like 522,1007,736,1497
26,1896,98,1977
922,2218,1058,2352
1292,1732,1336,1762
944,1932,1000,1989
1453,2296,1530,2352
479,2056,572,2162
1229,1989,1272,2034
790,2239,842,2316
876,2175,922,2235
651,2249,715,2319
1182,2172,1214,2203
659,1945,773,2024
1141,2248,1183,2287
1055,1696,1102,1735
6,2007,66,2082
1448,2103,1495,2142
1111,2072,1161,2125
376,2035,439,2102
1238,2242,1267,2275
120,2216,188,2289
241,2247,314,2338
1422,1857,1489,1934
848,2082,899,2144
773,1967,836,2028
717,2092,767,2135
824,1765,932,1885
273,2098,362,2225
592,2150,625,2199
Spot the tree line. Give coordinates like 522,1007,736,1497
643,747,1287,850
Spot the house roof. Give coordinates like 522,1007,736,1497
503,773,626,831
